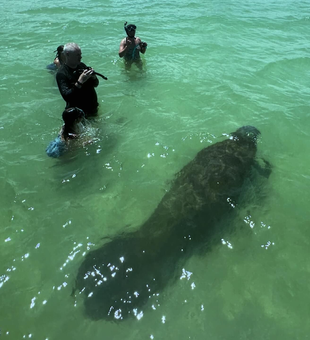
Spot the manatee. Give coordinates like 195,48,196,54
74,125,271,321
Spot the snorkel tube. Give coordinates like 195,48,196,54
73,67,108,80
124,21,137,36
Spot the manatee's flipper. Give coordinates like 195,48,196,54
253,158,272,179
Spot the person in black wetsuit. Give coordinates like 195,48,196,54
56,42,99,117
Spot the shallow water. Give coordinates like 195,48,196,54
1,0,310,339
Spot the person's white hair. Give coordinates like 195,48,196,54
63,42,81,54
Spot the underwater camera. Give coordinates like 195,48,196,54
74,67,108,80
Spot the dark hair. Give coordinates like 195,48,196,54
61,107,85,140
54,45,64,60
62,107,85,124
124,22,136,35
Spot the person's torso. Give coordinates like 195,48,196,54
124,37,141,60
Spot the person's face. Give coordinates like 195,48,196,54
127,29,135,38
66,48,82,67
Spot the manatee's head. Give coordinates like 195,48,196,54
231,125,260,144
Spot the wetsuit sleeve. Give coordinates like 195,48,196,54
90,76,99,88
56,71,81,103
80,62,99,87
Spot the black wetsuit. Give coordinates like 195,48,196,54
56,62,99,117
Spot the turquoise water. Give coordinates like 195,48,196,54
1,0,310,338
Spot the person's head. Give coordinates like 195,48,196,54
124,22,136,38
54,45,65,64
62,107,85,128
63,43,82,68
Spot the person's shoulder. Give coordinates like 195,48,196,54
56,64,66,77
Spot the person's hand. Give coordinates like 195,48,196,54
138,41,147,53
79,68,94,84
126,37,136,47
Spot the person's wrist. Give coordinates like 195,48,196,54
77,80,83,86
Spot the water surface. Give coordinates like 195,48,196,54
1,0,310,339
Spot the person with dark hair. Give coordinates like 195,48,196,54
53,45,65,69
56,42,100,117
119,22,147,68
60,107,85,141
46,45,66,71
46,107,86,158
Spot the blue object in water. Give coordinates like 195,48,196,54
46,63,57,71
46,136,67,158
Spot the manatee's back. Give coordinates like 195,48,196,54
75,127,259,321
144,133,258,238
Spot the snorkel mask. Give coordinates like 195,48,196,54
124,22,136,35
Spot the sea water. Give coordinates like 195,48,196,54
1,0,310,339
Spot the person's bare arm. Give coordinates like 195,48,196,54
119,38,128,58
136,37,147,54
54,57,61,69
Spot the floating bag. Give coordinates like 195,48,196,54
46,136,67,158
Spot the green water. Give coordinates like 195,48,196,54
1,0,310,339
